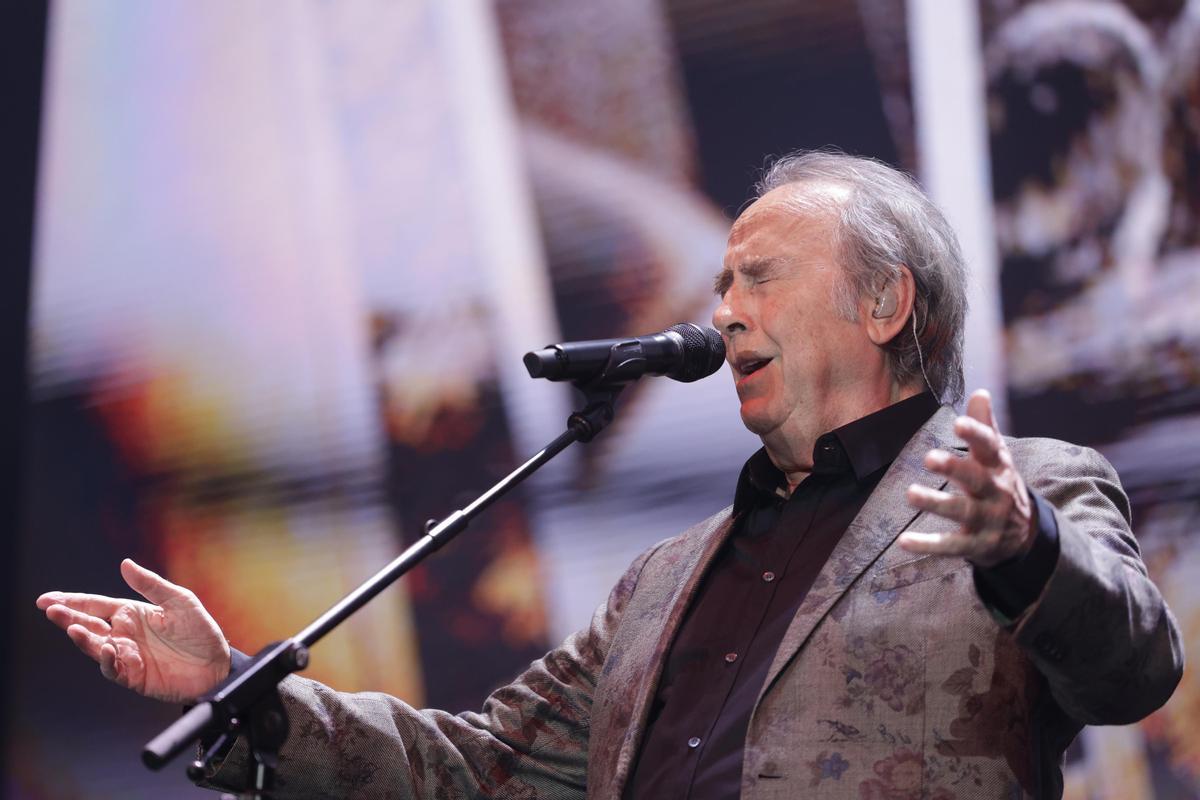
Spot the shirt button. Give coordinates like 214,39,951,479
762,571,776,583
724,652,738,663
688,736,702,749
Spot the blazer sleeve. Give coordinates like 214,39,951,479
1006,441,1184,725
197,542,663,799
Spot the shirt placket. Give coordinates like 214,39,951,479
680,478,831,798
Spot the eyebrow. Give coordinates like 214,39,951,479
712,258,784,296
712,269,733,296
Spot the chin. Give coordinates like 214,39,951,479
738,404,778,437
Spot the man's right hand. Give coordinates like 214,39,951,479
37,559,232,704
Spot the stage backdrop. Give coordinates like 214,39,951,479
7,1,1198,799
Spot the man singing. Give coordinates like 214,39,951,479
38,151,1182,799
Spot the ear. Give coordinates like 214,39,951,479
861,265,916,346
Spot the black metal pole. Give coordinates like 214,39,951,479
296,424,580,647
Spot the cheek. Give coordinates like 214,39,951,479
794,315,868,362
760,313,806,357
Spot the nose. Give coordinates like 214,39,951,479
713,285,747,337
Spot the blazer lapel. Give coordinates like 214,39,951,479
755,404,959,700
594,510,737,797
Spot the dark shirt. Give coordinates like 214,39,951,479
625,393,1061,799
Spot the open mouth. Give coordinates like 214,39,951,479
738,358,772,378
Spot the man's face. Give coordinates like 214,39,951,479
713,185,876,446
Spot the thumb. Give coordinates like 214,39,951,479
121,559,187,607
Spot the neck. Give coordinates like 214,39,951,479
764,380,924,495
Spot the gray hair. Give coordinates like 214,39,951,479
754,150,968,403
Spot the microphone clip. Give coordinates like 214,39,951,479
566,381,625,442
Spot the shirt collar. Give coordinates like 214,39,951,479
733,392,941,512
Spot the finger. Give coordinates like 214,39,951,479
36,591,124,619
99,640,119,682
907,484,989,530
924,449,994,497
121,559,187,607
44,604,111,637
66,622,108,662
897,530,988,559
954,416,1002,468
966,389,998,432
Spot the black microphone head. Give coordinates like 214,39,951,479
667,323,726,382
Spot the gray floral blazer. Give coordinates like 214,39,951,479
203,405,1183,799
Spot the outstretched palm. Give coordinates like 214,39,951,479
37,559,231,704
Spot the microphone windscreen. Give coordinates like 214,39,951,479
668,323,726,382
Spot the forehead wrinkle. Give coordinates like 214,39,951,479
733,181,849,255
727,216,837,273
734,186,844,242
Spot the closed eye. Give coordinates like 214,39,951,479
714,258,785,296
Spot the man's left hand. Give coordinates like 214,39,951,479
899,389,1036,568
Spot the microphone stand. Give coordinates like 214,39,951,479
141,382,625,799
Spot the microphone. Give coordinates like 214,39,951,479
523,323,726,385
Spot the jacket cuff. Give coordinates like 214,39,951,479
972,489,1060,625
188,647,253,782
